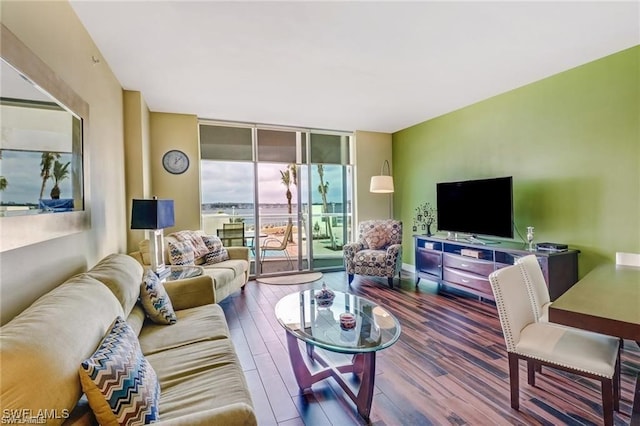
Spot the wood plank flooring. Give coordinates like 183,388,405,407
218,271,640,425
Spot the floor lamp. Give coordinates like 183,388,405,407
370,160,394,218
131,197,175,275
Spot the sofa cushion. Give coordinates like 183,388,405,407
138,304,230,356
146,339,252,421
0,275,124,424
140,270,177,325
138,239,152,266
126,304,146,337
204,259,248,278
168,241,195,266
85,253,144,316
204,268,236,290
79,317,160,426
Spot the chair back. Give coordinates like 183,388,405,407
261,222,293,251
488,264,536,352
615,252,640,267
217,222,245,246
357,220,402,247
516,255,550,321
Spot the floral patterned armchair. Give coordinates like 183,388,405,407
343,220,403,288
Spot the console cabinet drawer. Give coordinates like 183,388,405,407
416,248,442,278
443,267,492,295
443,253,494,277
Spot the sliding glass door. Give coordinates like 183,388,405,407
199,121,352,277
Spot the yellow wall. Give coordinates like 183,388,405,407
124,91,152,253
149,113,201,234
354,131,393,223
0,1,127,324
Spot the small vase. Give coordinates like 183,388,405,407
426,224,432,237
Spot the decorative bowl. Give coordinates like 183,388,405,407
314,283,335,308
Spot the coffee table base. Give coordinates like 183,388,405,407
285,330,376,420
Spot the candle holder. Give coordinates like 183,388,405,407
526,226,535,251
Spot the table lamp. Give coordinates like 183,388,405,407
131,197,175,275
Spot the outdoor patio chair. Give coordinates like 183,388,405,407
260,222,293,268
217,222,245,247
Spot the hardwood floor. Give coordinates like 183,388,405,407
218,271,640,425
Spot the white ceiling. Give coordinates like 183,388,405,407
69,1,639,133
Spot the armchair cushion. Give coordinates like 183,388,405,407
362,224,389,250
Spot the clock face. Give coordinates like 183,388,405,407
162,150,189,174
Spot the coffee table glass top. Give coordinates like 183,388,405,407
275,289,401,353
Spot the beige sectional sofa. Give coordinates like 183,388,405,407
129,230,250,303
0,253,256,425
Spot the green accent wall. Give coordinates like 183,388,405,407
393,46,639,277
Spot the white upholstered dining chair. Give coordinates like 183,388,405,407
516,255,551,322
489,263,621,426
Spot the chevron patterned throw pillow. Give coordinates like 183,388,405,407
79,317,160,426
140,269,177,325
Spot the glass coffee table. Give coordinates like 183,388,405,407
160,265,203,281
275,289,401,420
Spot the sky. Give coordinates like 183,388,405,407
200,161,350,205
0,150,73,204
0,155,349,206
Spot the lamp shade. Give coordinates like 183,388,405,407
131,199,175,229
370,175,394,193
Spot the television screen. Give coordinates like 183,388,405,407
436,176,513,239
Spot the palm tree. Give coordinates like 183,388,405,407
39,152,60,199
50,160,70,199
280,163,297,243
317,165,336,249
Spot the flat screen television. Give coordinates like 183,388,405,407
436,176,513,239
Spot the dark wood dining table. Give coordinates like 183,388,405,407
549,263,640,425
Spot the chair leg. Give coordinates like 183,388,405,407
387,277,393,288
614,344,621,411
508,353,520,410
348,274,354,284
527,360,536,386
601,377,614,426
283,250,293,269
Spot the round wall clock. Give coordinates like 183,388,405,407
162,150,189,174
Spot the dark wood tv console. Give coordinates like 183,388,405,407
414,235,579,301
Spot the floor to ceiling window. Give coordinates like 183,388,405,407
199,121,353,277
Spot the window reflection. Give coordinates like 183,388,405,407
0,59,83,216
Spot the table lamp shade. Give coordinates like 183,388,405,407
370,160,394,193
131,199,175,230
